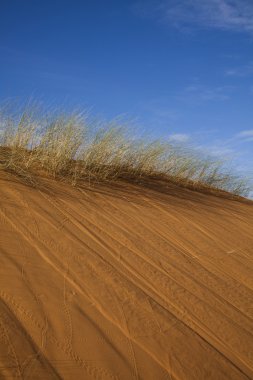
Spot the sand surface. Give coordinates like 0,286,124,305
0,172,253,379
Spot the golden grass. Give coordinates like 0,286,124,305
0,104,250,197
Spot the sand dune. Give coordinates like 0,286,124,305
0,171,253,379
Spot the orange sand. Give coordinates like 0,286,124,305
0,171,253,379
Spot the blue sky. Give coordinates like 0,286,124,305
1,0,253,182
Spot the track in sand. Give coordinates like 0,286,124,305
0,171,253,379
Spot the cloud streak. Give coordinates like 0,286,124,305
169,133,190,143
225,62,253,77
236,129,253,142
135,0,253,33
175,84,232,104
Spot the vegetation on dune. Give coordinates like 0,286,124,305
0,103,251,197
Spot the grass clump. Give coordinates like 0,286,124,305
0,103,251,197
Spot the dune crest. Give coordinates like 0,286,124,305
0,171,253,379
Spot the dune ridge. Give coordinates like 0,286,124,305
0,171,253,379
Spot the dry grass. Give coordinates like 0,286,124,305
0,104,251,197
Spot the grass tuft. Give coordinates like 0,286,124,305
0,104,251,197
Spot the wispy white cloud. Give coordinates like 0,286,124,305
225,62,253,77
208,130,253,155
236,129,253,141
169,133,190,143
134,0,253,33
237,130,253,137
176,84,232,104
